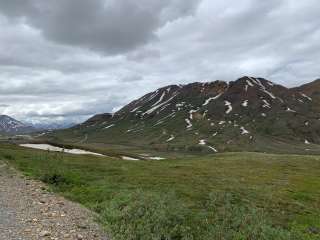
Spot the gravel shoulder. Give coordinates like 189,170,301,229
0,161,108,240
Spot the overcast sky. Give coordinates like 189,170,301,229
0,0,319,124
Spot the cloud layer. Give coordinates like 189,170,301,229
0,0,319,124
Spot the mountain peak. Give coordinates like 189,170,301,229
49,77,320,154
0,115,34,134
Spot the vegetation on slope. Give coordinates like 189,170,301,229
1,143,320,239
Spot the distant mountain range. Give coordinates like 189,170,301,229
0,115,35,135
39,76,320,153
29,122,76,131
0,115,77,135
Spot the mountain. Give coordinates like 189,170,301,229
0,115,35,135
47,76,320,153
30,121,77,130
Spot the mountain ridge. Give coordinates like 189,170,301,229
0,115,35,135
45,76,320,154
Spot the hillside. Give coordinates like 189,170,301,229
45,76,320,153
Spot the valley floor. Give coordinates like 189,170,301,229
0,162,108,240
1,143,320,239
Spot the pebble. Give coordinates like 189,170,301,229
0,162,108,240
39,230,51,237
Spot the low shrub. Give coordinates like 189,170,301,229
100,191,303,240
41,173,69,186
100,190,196,240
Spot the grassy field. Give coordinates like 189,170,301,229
1,143,320,239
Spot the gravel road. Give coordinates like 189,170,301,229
0,162,108,240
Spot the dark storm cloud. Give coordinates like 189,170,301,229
0,0,201,54
0,0,319,124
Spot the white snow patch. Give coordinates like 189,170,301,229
148,157,166,160
121,156,140,161
189,109,199,119
131,106,141,113
301,93,312,101
151,91,166,107
20,144,105,156
253,78,276,99
262,89,276,99
207,146,218,152
246,80,254,87
144,94,178,115
286,107,296,113
198,140,218,152
242,100,248,107
202,93,222,106
240,127,250,135
262,100,271,108
104,124,115,129
176,103,185,107
225,101,233,114
147,91,159,102
185,119,192,129
166,135,175,142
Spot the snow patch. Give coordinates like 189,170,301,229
207,146,218,152
286,107,296,113
202,93,222,106
185,119,192,129
262,100,271,108
131,106,141,113
20,144,105,156
151,91,166,107
149,157,166,160
121,156,140,161
240,127,250,135
189,109,198,119
144,93,178,115
242,100,248,107
198,139,218,152
301,93,312,101
246,80,254,87
225,101,233,114
166,135,175,142
104,124,115,129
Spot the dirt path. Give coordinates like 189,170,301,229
0,162,108,240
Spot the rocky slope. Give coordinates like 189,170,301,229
48,76,320,153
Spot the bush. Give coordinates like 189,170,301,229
203,192,300,240
100,190,196,240
100,191,303,240
41,173,69,186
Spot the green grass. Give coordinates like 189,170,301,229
1,143,320,239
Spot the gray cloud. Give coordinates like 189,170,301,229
0,0,200,54
0,0,319,124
